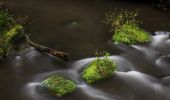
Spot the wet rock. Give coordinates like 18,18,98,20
159,55,170,65
155,55,170,76
162,76,170,86
41,75,76,97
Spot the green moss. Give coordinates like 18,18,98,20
113,24,151,45
0,25,24,59
41,75,76,97
4,25,24,42
0,10,25,59
82,53,117,84
0,10,13,34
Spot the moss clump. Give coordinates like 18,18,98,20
0,10,25,59
0,25,24,59
113,24,151,45
104,9,151,45
82,52,117,84
41,75,76,97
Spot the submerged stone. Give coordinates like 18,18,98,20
0,25,24,59
113,24,151,45
82,57,117,84
159,55,170,65
41,75,76,97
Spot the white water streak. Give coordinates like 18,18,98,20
78,83,114,100
116,71,170,99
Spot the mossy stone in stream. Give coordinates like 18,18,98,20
82,54,117,84
0,10,25,59
113,24,151,45
0,25,24,59
104,9,151,45
41,75,76,97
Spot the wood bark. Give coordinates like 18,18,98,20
25,34,69,61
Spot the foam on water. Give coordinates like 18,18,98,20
115,71,170,99
78,83,114,100
31,69,79,83
71,57,95,71
109,56,135,71
151,35,169,47
154,31,170,35
131,45,159,59
24,82,45,100
155,56,170,75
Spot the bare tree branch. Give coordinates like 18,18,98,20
25,34,69,61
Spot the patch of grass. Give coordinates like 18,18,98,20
82,52,117,84
41,75,76,97
104,9,151,45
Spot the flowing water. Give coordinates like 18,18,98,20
1,0,170,100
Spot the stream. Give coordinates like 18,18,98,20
1,0,170,100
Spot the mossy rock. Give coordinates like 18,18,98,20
0,25,24,59
82,57,117,84
113,24,151,45
41,75,76,97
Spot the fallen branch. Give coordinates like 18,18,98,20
25,34,69,61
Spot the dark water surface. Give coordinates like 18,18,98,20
1,0,170,100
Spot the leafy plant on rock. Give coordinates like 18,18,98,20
103,9,151,45
82,51,117,84
0,10,26,59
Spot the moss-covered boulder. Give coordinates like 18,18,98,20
0,10,25,59
0,25,24,59
41,75,76,97
82,55,117,84
113,24,151,45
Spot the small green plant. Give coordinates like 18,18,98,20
41,75,76,97
82,51,117,84
103,9,151,45
104,9,140,31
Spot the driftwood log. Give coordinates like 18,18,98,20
25,34,69,61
